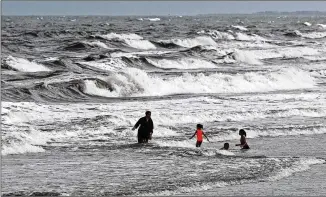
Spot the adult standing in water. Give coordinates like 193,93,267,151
132,111,154,143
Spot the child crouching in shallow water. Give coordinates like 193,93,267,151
189,124,210,147
236,129,250,149
220,143,230,150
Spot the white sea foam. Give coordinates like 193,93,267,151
1,110,181,155
292,30,303,36
85,41,110,49
153,127,181,137
1,127,51,155
301,32,326,39
232,25,248,31
78,58,127,72
220,41,276,49
2,89,325,156
4,92,325,129
235,32,268,42
201,30,235,40
303,22,312,26
145,18,161,21
101,33,143,40
232,49,263,65
111,50,173,58
84,80,118,97
248,47,320,60
124,39,156,50
199,30,269,42
146,58,217,69
159,36,217,48
154,140,194,149
202,149,235,156
85,67,315,97
236,92,324,102
43,57,60,61
317,24,326,29
6,56,51,72
4,110,30,123
2,143,45,155
100,33,156,50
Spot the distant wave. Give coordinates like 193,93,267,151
78,58,128,72
146,57,217,69
234,32,268,42
302,32,326,39
158,36,217,48
231,25,249,31
137,17,161,21
284,30,303,37
284,30,326,39
146,18,161,21
151,41,181,49
198,30,268,42
4,56,51,72
198,30,235,40
64,42,91,51
231,49,263,65
317,24,326,29
242,47,320,60
85,41,110,49
98,33,156,50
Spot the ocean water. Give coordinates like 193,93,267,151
1,15,326,196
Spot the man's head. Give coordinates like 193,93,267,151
145,111,151,118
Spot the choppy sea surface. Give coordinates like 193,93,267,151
1,15,326,196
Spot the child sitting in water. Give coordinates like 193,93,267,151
236,129,250,149
220,143,229,150
189,124,210,147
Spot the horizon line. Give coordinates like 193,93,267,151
3,10,326,17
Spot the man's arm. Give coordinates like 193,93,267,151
148,119,154,140
150,119,154,133
132,118,142,130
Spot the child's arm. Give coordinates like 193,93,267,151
236,136,246,146
189,131,197,139
203,131,210,142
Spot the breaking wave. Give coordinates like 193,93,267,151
4,56,52,72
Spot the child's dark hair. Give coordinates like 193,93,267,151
145,111,151,115
239,129,246,137
197,124,203,129
224,143,229,149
